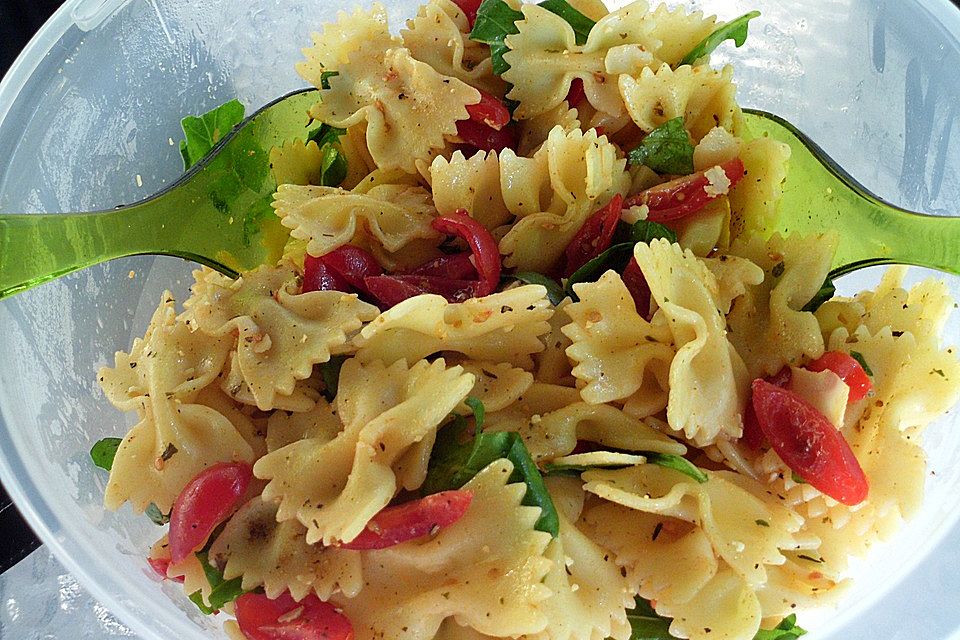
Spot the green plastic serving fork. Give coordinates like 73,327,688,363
0,87,958,300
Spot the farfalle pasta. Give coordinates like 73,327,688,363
92,2,960,640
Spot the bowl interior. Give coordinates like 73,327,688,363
1,0,959,638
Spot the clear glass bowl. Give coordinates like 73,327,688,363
0,0,958,638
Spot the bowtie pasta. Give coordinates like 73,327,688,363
93,1,960,639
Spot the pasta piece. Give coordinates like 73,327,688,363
503,2,660,119
194,386,268,461
640,3,719,66
209,496,362,601
334,459,553,640
702,253,765,315
254,358,475,545
520,402,687,462
674,197,732,258
726,233,835,378
517,101,581,157
98,294,253,512
483,383,583,436
634,240,750,446
354,285,553,368
535,299,576,387
619,63,741,142
499,127,630,272
265,398,342,452
401,0,505,95
728,136,792,238
429,151,512,231
181,264,379,411
273,183,439,258
219,350,320,413
271,139,324,187
298,4,479,172
456,360,534,412
562,271,674,416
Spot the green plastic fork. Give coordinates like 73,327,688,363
0,88,958,300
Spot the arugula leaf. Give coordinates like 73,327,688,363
320,70,339,90
537,0,595,45
422,418,560,536
319,355,348,402
630,220,678,246
644,453,708,484
626,598,806,640
145,503,170,526
90,437,123,472
511,272,566,305
470,0,525,75
188,550,246,615
678,11,761,66
801,277,836,312
849,350,874,377
319,144,348,187
754,614,808,640
471,0,597,74
306,123,345,149
179,99,246,170
627,118,695,175
465,396,486,431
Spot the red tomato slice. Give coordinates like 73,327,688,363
751,380,869,505
407,252,478,280
432,211,502,296
741,367,791,450
562,194,624,277
565,78,586,107
624,158,745,222
303,255,352,294
168,462,252,563
621,257,651,319
456,118,518,153
339,490,474,550
146,557,185,583
805,351,873,403
465,89,511,130
363,274,478,307
235,592,353,640
320,245,384,294
451,0,483,29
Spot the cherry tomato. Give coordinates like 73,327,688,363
741,367,791,450
339,490,474,550
451,0,483,28
456,118,518,153
621,257,651,319
465,89,511,130
407,252,478,280
562,194,624,277
431,211,502,297
303,255,352,294
168,462,252,563
751,379,869,505
565,78,586,107
320,245,384,294
363,274,478,307
805,351,873,403
235,592,354,640
624,158,745,222
146,556,185,583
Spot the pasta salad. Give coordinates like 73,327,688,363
90,1,960,639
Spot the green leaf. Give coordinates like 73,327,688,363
423,420,560,536
470,0,524,75
849,350,874,377
511,272,566,305
306,123,345,149
319,144,348,187
630,220,678,246
465,396,486,431
90,437,122,472
564,243,634,301
801,277,836,312
626,598,806,640
678,11,761,66
644,453,708,484
627,117,695,175
145,503,170,526
319,356,348,402
791,471,807,485
537,0,596,45
754,614,808,640
320,70,339,90
189,550,246,615
178,99,246,170
188,590,217,615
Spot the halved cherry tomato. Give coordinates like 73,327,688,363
456,118,519,153
621,257,651,319
363,274,478,307
741,367,792,450
805,351,873,403
319,245,384,294
432,211,502,296
168,462,252,563
407,251,478,280
146,557,185,583
235,592,353,640
451,0,483,28
565,78,586,107
339,490,473,550
303,255,352,294
563,194,624,277
624,157,745,222
751,379,869,505
466,90,511,130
